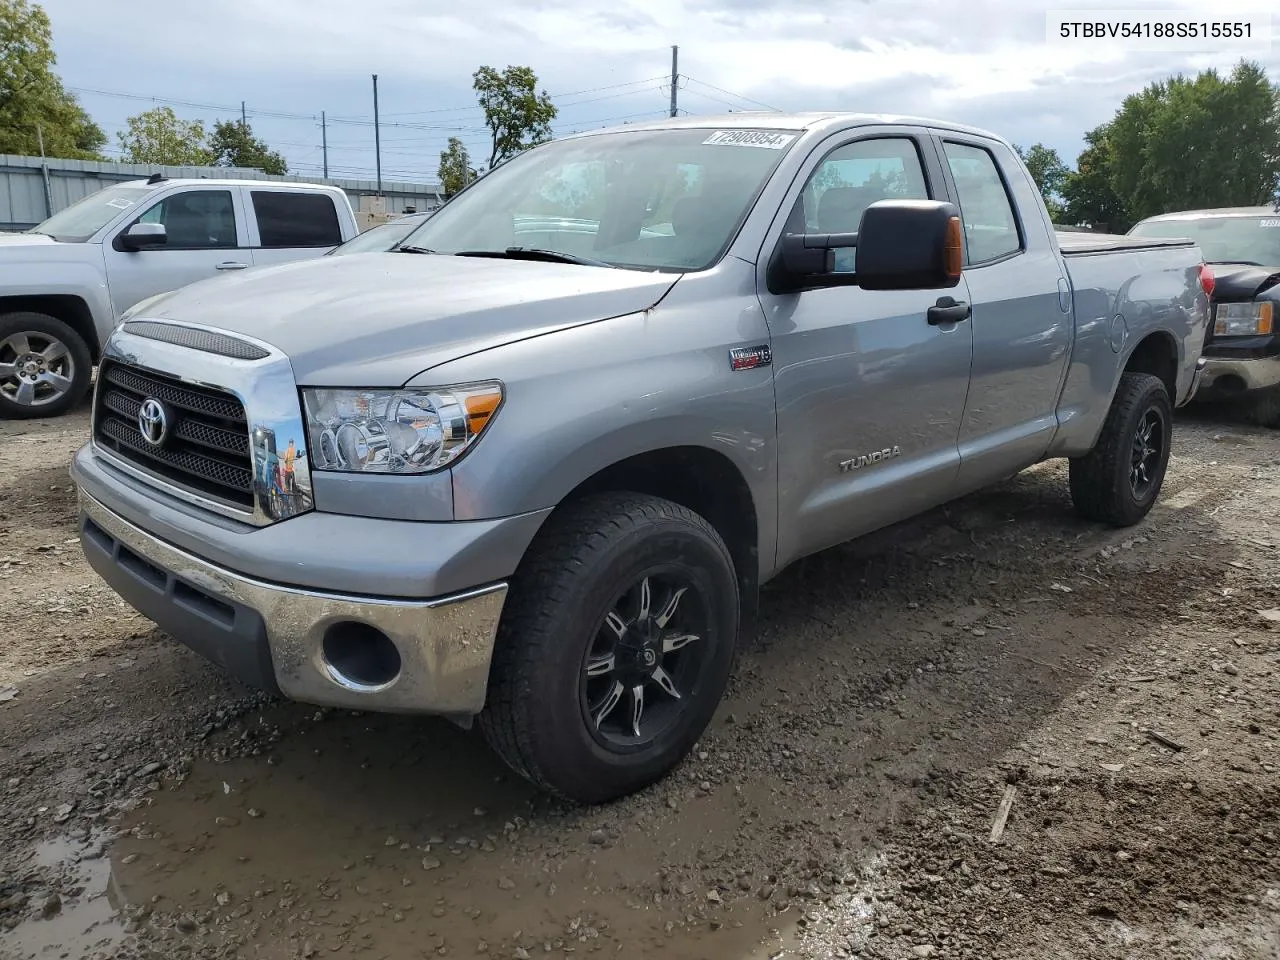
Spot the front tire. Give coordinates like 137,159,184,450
479,492,740,804
1069,372,1173,527
0,312,93,419
1241,386,1280,429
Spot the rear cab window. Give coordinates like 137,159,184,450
251,191,343,248
940,141,1024,265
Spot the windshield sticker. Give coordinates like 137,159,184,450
1261,218,1280,228
702,130,796,150
105,198,134,209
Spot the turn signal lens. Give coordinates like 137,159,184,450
943,216,964,278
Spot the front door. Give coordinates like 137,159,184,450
756,130,975,571
102,187,251,319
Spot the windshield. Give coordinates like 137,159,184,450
398,127,800,272
330,216,428,255
29,184,154,243
1129,214,1280,266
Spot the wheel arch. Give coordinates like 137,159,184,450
0,295,101,360
1121,329,1179,401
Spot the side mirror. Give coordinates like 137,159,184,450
118,222,167,252
769,199,964,294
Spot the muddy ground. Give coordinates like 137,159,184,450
1,402,1277,960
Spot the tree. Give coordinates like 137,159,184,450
0,0,105,159
1061,59,1280,231
117,106,213,166
209,119,287,174
1013,142,1069,220
1060,126,1126,230
472,64,557,170
437,137,476,198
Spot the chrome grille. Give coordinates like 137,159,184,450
93,360,254,508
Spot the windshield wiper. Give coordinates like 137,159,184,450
453,247,613,268
1206,259,1264,266
396,244,439,254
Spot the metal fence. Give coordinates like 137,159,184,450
0,154,443,231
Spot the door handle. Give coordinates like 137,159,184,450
215,261,248,271
927,297,971,325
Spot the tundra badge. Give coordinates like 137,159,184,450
839,446,902,473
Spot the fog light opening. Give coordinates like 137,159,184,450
321,621,402,692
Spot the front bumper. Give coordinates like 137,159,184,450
78,490,508,716
1195,354,1280,398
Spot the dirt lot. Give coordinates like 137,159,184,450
1,403,1277,960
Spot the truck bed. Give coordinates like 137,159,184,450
1054,230,1196,257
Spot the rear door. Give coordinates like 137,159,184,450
246,189,346,268
926,132,1072,489
755,128,976,570
102,186,252,318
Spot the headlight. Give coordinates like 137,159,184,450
302,383,503,474
1214,301,1274,336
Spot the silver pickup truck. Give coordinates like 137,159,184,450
70,114,1211,804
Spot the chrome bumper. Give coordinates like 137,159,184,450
79,491,507,716
1197,354,1280,395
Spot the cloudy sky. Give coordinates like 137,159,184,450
40,0,1279,187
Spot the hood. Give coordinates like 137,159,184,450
132,252,680,385
0,232,58,247
1209,262,1280,301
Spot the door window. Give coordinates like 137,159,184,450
941,141,1022,264
791,137,931,271
251,191,343,248
134,190,238,249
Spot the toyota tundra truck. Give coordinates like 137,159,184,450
70,114,1211,804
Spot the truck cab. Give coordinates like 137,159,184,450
0,177,359,419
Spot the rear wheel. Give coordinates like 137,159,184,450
479,492,740,804
1069,372,1172,527
0,312,93,419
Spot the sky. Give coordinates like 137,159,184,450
38,0,1280,188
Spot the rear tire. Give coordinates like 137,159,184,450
0,312,93,419
479,492,740,804
1069,372,1172,527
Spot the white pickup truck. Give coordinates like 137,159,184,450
0,177,359,418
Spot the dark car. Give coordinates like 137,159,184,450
1129,206,1280,427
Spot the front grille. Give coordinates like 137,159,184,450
93,360,255,509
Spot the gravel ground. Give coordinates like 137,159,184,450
0,402,1277,960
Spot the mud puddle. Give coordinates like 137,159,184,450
103,709,791,959
3,832,127,960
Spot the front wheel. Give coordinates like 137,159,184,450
1069,372,1173,527
1241,386,1280,429
0,312,93,419
479,492,740,804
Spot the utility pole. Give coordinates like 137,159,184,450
241,101,247,128
372,74,382,193
321,111,329,179
36,125,53,218
669,45,679,118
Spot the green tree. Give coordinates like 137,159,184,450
472,64,557,169
208,119,287,174
0,0,105,159
117,106,213,166
1062,59,1280,231
1013,142,1069,219
437,136,476,198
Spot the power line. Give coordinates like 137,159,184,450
681,76,783,112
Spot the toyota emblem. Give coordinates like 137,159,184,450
137,397,170,447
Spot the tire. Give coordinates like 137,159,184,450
479,492,740,804
1069,372,1173,527
1242,387,1280,429
0,312,93,419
